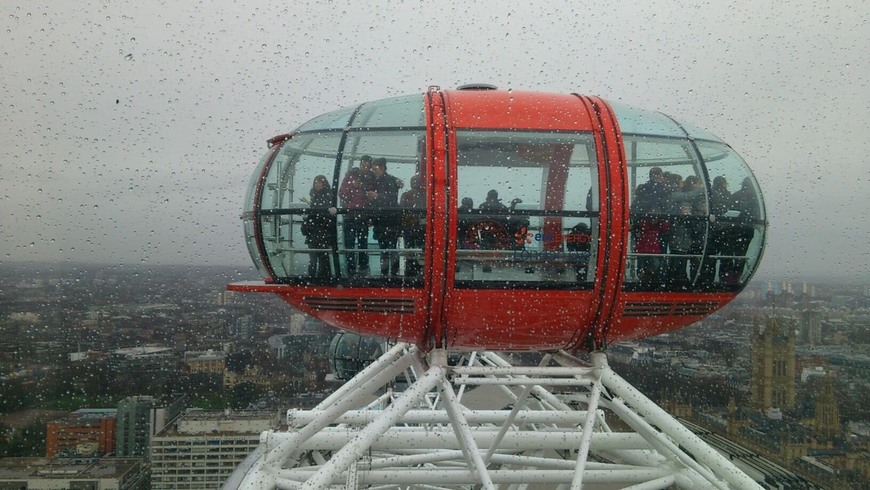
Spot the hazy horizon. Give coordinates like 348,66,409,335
1,260,864,289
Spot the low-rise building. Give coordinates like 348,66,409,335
0,457,146,490
46,409,117,458
149,410,280,489
183,350,226,374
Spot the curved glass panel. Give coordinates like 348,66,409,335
697,141,766,286
254,128,427,285
609,101,686,138
243,148,278,279
295,105,357,132
455,130,598,289
624,136,708,291
259,133,341,281
350,94,425,129
328,332,384,380
621,132,765,292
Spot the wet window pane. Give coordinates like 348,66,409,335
254,130,427,284
623,135,766,291
455,130,598,288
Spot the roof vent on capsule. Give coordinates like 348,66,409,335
456,83,498,90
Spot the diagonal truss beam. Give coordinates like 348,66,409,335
230,343,762,490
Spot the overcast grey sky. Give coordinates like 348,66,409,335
1,0,868,281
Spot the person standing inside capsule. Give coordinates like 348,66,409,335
457,197,475,248
339,155,373,276
703,176,732,284
367,158,402,277
633,167,668,213
669,175,707,281
728,177,760,282
302,175,336,279
400,174,426,276
477,189,509,250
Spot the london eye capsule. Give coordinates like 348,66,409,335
229,86,766,351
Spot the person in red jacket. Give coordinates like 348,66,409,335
339,156,373,276
633,200,669,288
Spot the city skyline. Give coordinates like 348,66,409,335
1,260,866,488
1,1,868,282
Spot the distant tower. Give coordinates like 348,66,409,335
116,395,186,458
233,315,254,338
727,398,739,436
799,309,822,345
813,375,841,443
116,396,156,458
750,316,796,412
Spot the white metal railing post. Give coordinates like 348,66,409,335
571,351,606,489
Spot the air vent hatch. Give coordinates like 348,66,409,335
304,296,415,314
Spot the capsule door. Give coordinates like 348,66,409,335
439,90,605,350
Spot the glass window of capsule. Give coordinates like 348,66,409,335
244,94,427,285
454,130,598,288
614,102,766,292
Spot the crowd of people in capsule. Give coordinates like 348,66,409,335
629,166,760,289
300,155,421,279
298,157,759,287
299,154,566,281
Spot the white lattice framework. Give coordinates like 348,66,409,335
225,343,762,489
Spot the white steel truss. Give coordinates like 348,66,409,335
227,343,762,489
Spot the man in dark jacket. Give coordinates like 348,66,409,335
633,166,667,213
367,158,402,277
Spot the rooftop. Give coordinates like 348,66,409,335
0,458,141,480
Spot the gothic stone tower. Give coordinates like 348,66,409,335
750,316,796,411
813,374,841,443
